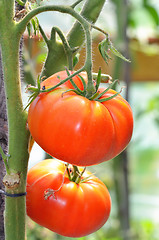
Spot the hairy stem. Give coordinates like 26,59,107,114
18,4,95,96
0,1,30,240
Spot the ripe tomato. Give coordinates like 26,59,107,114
26,159,111,237
28,71,133,166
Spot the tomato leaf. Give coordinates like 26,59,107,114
27,22,31,37
31,17,39,36
65,68,84,95
99,35,130,64
110,43,131,63
26,17,39,37
77,74,87,95
73,53,80,68
98,37,111,64
94,79,119,101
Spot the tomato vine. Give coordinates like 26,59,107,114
0,0,133,239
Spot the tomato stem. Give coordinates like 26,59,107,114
40,67,85,92
67,165,86,184
65,163,71,179
65,67,85,94
22,4,114,103
71,165,80,183
18,5,96,99
94,79,118,100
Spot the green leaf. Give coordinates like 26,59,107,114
98,38,111,64
31,17,39,36
99,35,131,64
94,79,119,101
77,74,87,95
65,68,84,95
110,43,131,63
31,19,36,35
73,53,80,68
26,22,31,37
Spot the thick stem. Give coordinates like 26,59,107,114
0,29,29,173
0,48,7,240
0,2,106,239
0,2,30,240
2,39,29,240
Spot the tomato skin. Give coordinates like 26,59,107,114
28,71,133,166
26,159,111,237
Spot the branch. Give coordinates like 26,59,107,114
18,5,87,34
18,5,95,95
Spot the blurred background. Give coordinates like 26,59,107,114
23,0,159,239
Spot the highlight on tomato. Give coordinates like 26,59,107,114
27,70,133,166
26,159,111,238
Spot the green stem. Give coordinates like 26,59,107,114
40,67,85,93
91,24,109,37
18,4,95,97
71,165,80,183
0,1,106,240
35,0,105,80
0,2,30,240
70,165,86,184
65,164,71,180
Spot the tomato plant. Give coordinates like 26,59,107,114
28,70,133,166
26,159,111,237
0,0,133,239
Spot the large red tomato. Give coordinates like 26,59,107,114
28,71,133,166
26,159,111,237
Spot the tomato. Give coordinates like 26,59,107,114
28,71,133,166
26,159,111,237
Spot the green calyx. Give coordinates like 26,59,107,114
66,164,88,184
44,164,90,200
25,67,121,109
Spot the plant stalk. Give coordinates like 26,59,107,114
0,1,30,239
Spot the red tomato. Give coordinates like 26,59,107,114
28,71,133,166
26,159,111,237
